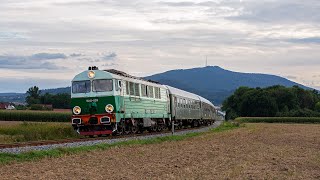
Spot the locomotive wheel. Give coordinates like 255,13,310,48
152,126,157,132
194,120,199,127
138,126,144,134
117,126,125,136
131,125,139,134
124,125,131,135
156,125,162,132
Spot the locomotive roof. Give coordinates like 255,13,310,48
72,69,164,88
104,69,161,84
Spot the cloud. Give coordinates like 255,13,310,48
286,37,320,44
102,52,117,60
159,2,198,7
0,32,27,40
0,53,68,70
69,53,83,57
0,0,319,91
30,53,67,60
229,0,320,23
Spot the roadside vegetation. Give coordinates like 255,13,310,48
0,122,239,164
0,122,78,144
223,85,320,119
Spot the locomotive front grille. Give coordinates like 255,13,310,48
89,117,98,124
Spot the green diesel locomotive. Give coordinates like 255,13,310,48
71,67,217,136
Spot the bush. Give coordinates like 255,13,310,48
0,110,71,122
29,104,53,111
235,117,320,124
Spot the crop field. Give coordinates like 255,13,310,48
0,123,319,179
0,121,79,143
0,110,71,122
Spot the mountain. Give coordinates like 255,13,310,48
145,66,310,105
41,87,70,94
0,87,71,103
0,93,26,103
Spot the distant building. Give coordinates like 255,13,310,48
0,102,10,109
6,105,15,110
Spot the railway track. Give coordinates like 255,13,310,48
0,123,219,150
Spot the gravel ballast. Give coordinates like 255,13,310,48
0,121,223,154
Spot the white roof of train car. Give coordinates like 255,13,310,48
198,96,215,107
165,85,215,107
165,85,199,100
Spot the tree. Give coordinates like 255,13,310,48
51,93,71,109
26,86,41,105
315,102,320,112
222,85,320,119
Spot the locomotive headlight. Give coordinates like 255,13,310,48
88,71,95,79
105,104,114,113
73,106,81,115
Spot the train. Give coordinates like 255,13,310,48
71,66,223,136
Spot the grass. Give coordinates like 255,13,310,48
235,117,320,124
0,122,79,143
0,121,240,165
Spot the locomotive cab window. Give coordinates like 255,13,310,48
93,79,113,92
72,80,91,94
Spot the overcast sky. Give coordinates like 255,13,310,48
0,0,320,93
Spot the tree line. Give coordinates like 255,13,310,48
26,86,71,110
222,85,320,120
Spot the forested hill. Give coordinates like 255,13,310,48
41,87,70,94
145,66,310,104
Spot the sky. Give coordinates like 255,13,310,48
0,0,320,93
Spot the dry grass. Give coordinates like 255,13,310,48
0,123,320,179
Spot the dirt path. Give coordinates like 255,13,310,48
1,123,320,179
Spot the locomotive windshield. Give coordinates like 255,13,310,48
72,81,91,94
93,79,113,92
